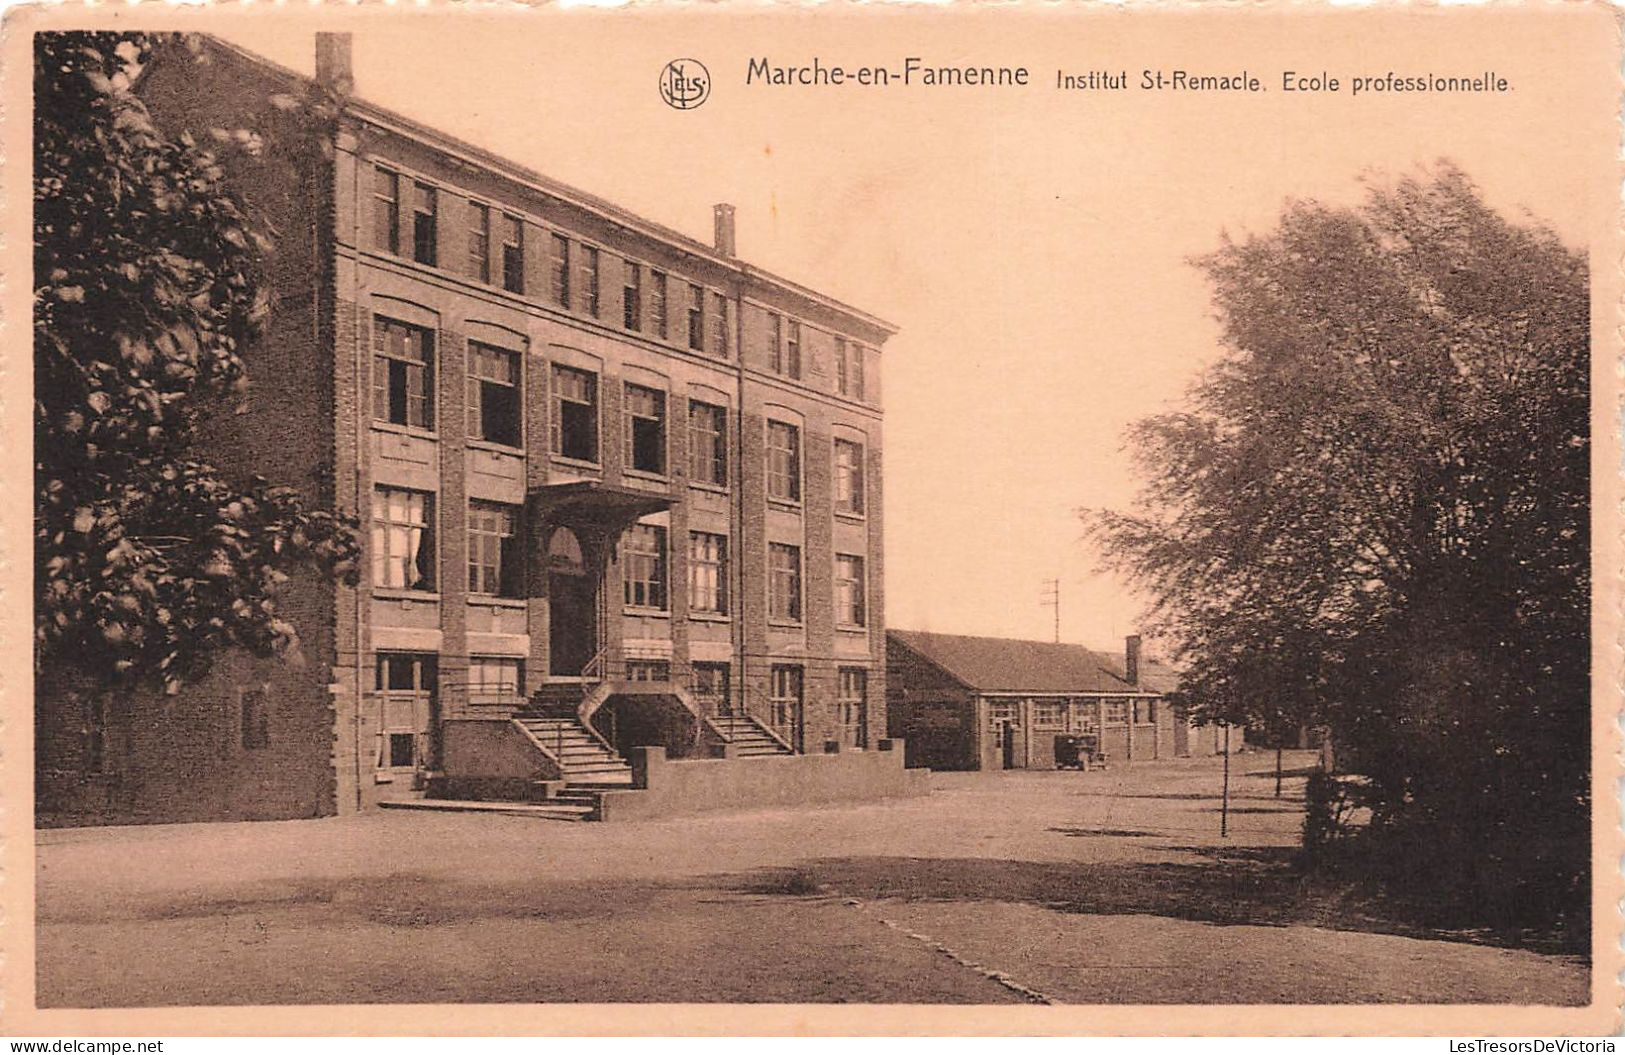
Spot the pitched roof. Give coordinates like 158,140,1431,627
888,630,1177,696
189,35,897,339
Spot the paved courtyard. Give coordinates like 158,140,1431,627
35,752,1589,1006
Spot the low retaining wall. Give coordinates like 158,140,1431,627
596,740,930,822
438,719,561,800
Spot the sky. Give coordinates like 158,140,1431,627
220,8,1607,654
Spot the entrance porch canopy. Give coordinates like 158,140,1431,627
529,481,673,529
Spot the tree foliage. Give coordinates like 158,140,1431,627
35,32,361,693
1089,165,1589,933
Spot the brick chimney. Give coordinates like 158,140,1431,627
1125,634,1142,686
315,32,354,96
713,203,737,257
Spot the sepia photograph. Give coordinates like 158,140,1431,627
3,2,1619,1038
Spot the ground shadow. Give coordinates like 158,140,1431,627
1198,806,1301,815
711,853,1587,957
1102,792,1300,803
1047,827,1163,838
45,871,676,929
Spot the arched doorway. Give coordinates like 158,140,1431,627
546,527,596,677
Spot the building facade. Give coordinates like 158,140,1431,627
886,630,1225,771
36,33,894,824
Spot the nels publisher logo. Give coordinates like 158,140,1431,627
660,58,711,110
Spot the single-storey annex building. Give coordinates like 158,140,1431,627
885,630,1227,771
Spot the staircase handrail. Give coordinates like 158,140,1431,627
509,717,566,775
748,713,797,755
581,648,607,683
573,680,623,756
701,715,734,745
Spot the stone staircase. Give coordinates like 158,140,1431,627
710,714,795,757
509,683,634,820
395,686,802,823
514,714,634,785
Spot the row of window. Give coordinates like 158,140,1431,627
769,665,870,750
986,698,1160,728
376,315,868,509
605,522,870,626
376,171,525,293
373,488,868,626
598,661,866,735
371,166,871,391
549,235,736,360
763,314,867,399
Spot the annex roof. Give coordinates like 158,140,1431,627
888,629,1177,696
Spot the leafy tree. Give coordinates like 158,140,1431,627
35,32,360,694
1089,165,1589,934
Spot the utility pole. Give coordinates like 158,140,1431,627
1221,724,1231,839
1039,579,1060,643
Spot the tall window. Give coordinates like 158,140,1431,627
687,284,705,351
580,245,600,316
845,338,871,399
623,261,642,332
785,319,802,379
768,313,784,374
834,339,866,399
550,365,597,463
650,270,669,339
769,543,802,622
372,487,435,591
550,234,571,307
839,669,869,749
501,214,524,294
467,501,521,598
689,532,728,615
623,524,667,610
766,421,801,503
373,167,400,254
375,653,436,769
835,554,866,627
241,689,270,750
691,662,731,716
469,657,523,707
411,182,437,266
769,665,804,749
373,317,434,430
466,342,520,448
625,383,666,475
467,201,490,282
687,400,727,487
834,439,865,515
710,292,730,357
